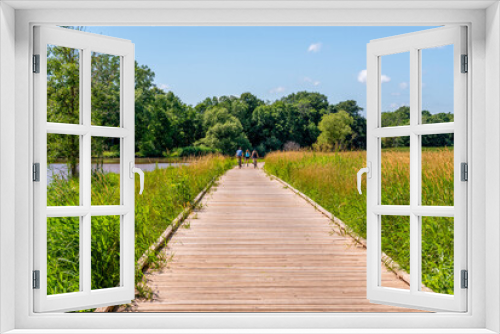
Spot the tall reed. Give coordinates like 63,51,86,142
264,150,454,294
46,155,234,297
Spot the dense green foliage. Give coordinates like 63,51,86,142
381,106,454,148
169,145,220,158
314,110,354,150
46,156,234,296
196,107,251,154
48,28,453,163
265,151,454,294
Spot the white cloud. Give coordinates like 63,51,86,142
269,86,286,94
399,82,408,90
381,75,391,83
357,70,367,83
391,92,401,96
390,103,408,110
308,42,322,53
357,69,390,84
304,77,321,86
158,83,171,91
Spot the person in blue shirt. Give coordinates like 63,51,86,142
245,149,251,167
236,147,243,168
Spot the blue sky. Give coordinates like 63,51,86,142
84,26,453,115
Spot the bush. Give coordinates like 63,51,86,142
167,145,220,157
283,141,300,151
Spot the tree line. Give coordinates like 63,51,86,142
133,68,453,155
47,40,454,177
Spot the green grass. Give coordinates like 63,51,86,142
46,155,234,300
264,150,454,294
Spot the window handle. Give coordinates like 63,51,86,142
129,162,144,195
357,162,372,195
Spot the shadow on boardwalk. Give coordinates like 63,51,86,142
119,163,419,312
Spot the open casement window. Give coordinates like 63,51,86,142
365,26,467,312
33,26,137,312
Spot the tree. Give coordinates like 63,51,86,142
381,106,410,127
314,110,354,150
134,62,158,156
202,106,236,129
380,107,453,148
330,100,366,149
47,43,80,177
281,91,329,121
421,110,454,147
251,103,288,150
198,107,251,154
198,120,251,155
91,53,121,127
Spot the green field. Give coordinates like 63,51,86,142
46,155,234,298
264,150,454,294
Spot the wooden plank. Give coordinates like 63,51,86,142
123,165,419,313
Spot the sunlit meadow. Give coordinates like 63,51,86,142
264,149,454,294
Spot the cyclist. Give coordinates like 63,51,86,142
236,147,243,168
245,149,251,167
251,149,259,168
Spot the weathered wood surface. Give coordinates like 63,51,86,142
120,164,416,312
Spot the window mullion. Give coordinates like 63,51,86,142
81,47,92,294
409,47,420,294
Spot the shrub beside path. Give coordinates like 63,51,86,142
120,163,416,312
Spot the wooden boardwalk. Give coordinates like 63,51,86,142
122,164,415,312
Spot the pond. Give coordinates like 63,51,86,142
47,160,189,183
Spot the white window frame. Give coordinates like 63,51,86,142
33,26,136,312
1,2,499,333
366,26,467,312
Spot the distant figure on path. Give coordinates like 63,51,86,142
236,147,243,168
251,149,259,168
245,149,251,167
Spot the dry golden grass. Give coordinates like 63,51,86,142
264,149,454,294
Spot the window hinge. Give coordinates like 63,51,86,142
33,54,40,73
33,270,40,289
461,162,468,182
461,54,468,73
461,270,468,289
33,163,40,182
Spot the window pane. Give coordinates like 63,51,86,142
91,52,121,127
421,45,454,124
47,45,80,124
380,215,410,290
421,217,454,295
380,52,410,127
91,137,120,206
421,134,454,206
47,134,80,206
91,215,120,290
381,137,410,205
47,217,80,295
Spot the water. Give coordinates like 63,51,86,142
47,162,189,183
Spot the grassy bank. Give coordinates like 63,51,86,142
264,150,454,294
47,155,234,297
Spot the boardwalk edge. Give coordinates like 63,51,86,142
95,173,222,312
263,168,416,290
